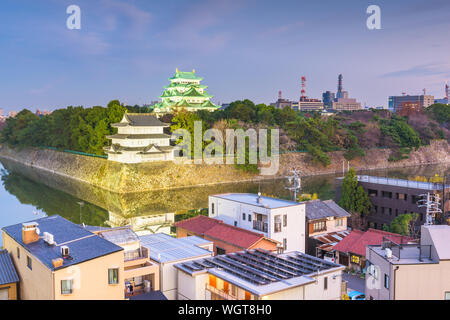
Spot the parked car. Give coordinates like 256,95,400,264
348,291,365,300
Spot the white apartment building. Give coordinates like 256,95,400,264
208,193,305,253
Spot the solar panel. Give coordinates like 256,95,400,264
250,250,314,274
228,254,289,280
215,256,278,283
234,252,300,278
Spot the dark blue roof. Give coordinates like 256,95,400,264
1,215,123,271
0,250,19,285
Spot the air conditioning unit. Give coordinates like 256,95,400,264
43,232,55,245
61,246,70,257
385,248,392,259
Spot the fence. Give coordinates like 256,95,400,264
40,146,107,159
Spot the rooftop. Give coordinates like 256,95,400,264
305,199,350,221
333,228,415,257
97,227,140,246
175,249,343,296
139,233,212,263
1,215,123,271
425,225,450,260
0,250,19,285
211,193,301,209
339,175,450,191
175,215,279,249
312,230,351,252
112,114,169,127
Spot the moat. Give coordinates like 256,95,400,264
0,160,449,246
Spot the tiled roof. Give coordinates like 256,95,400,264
175,215,278,249
175,215,222,234
333,228,414,257
313,230,351,252
0,250,19,285
112,114,169,127
2,215,123,271
305,200,350,221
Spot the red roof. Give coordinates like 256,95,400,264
174,215,278,249
333,228,414,257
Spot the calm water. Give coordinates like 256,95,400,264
0,160,448,246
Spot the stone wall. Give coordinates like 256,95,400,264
0,140,448,194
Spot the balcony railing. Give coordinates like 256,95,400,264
206,284,237,300
253,220,268,233
124,247,149,262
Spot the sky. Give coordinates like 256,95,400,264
0,0,449,113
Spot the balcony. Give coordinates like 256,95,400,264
253,220,268,233
124,247,149,267
205,284,237,300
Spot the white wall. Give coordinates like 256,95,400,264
209,196,305,253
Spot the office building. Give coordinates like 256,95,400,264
389,94,435,113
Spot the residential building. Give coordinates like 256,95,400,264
335,175,450,230
208,193,306,253
174,249,345,300
333,228,414,272
152,69,220,114
366,225,450,300
104,113,174,163
95,227,160,298
304,200,350,260
0,249,19,300
139,233,213,300
271,91,293,109
388,94,435,113
1,215,126,300
174,215,280,255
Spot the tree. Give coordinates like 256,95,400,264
339,168,371,229
389,213,419,237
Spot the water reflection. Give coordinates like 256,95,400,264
0,157,448,236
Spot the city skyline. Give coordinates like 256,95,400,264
1,0,450,112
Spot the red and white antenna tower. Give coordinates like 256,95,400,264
301,76,306,99
423,88,426,95
278,90,282,100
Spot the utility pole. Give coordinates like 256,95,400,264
418,193,442,226
286,169,302,201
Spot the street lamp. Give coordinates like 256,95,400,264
77,201,85,224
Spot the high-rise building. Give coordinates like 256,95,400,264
330,74,362,111
322,91,335,109
389,94,435,113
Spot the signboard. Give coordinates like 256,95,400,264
351,255,360,264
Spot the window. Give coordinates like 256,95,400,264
216,247,226,255
274,215,282,233
335,218,343,227
17,247,20,259
27,256,32,270
381,207,385,214
234,221,237,227
242,213,246,220
61,279,73,294
248,215,252,222
108,268,119,285
368,189,378,197
395,209,398,216
313,221,326,232
382,191,392,198
211,203,215,215
373,205,378,213
283,215,287,227
384,274,389,289
324,277,328,290
283,238,287,250
445,292,450,300
389,208,392,216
